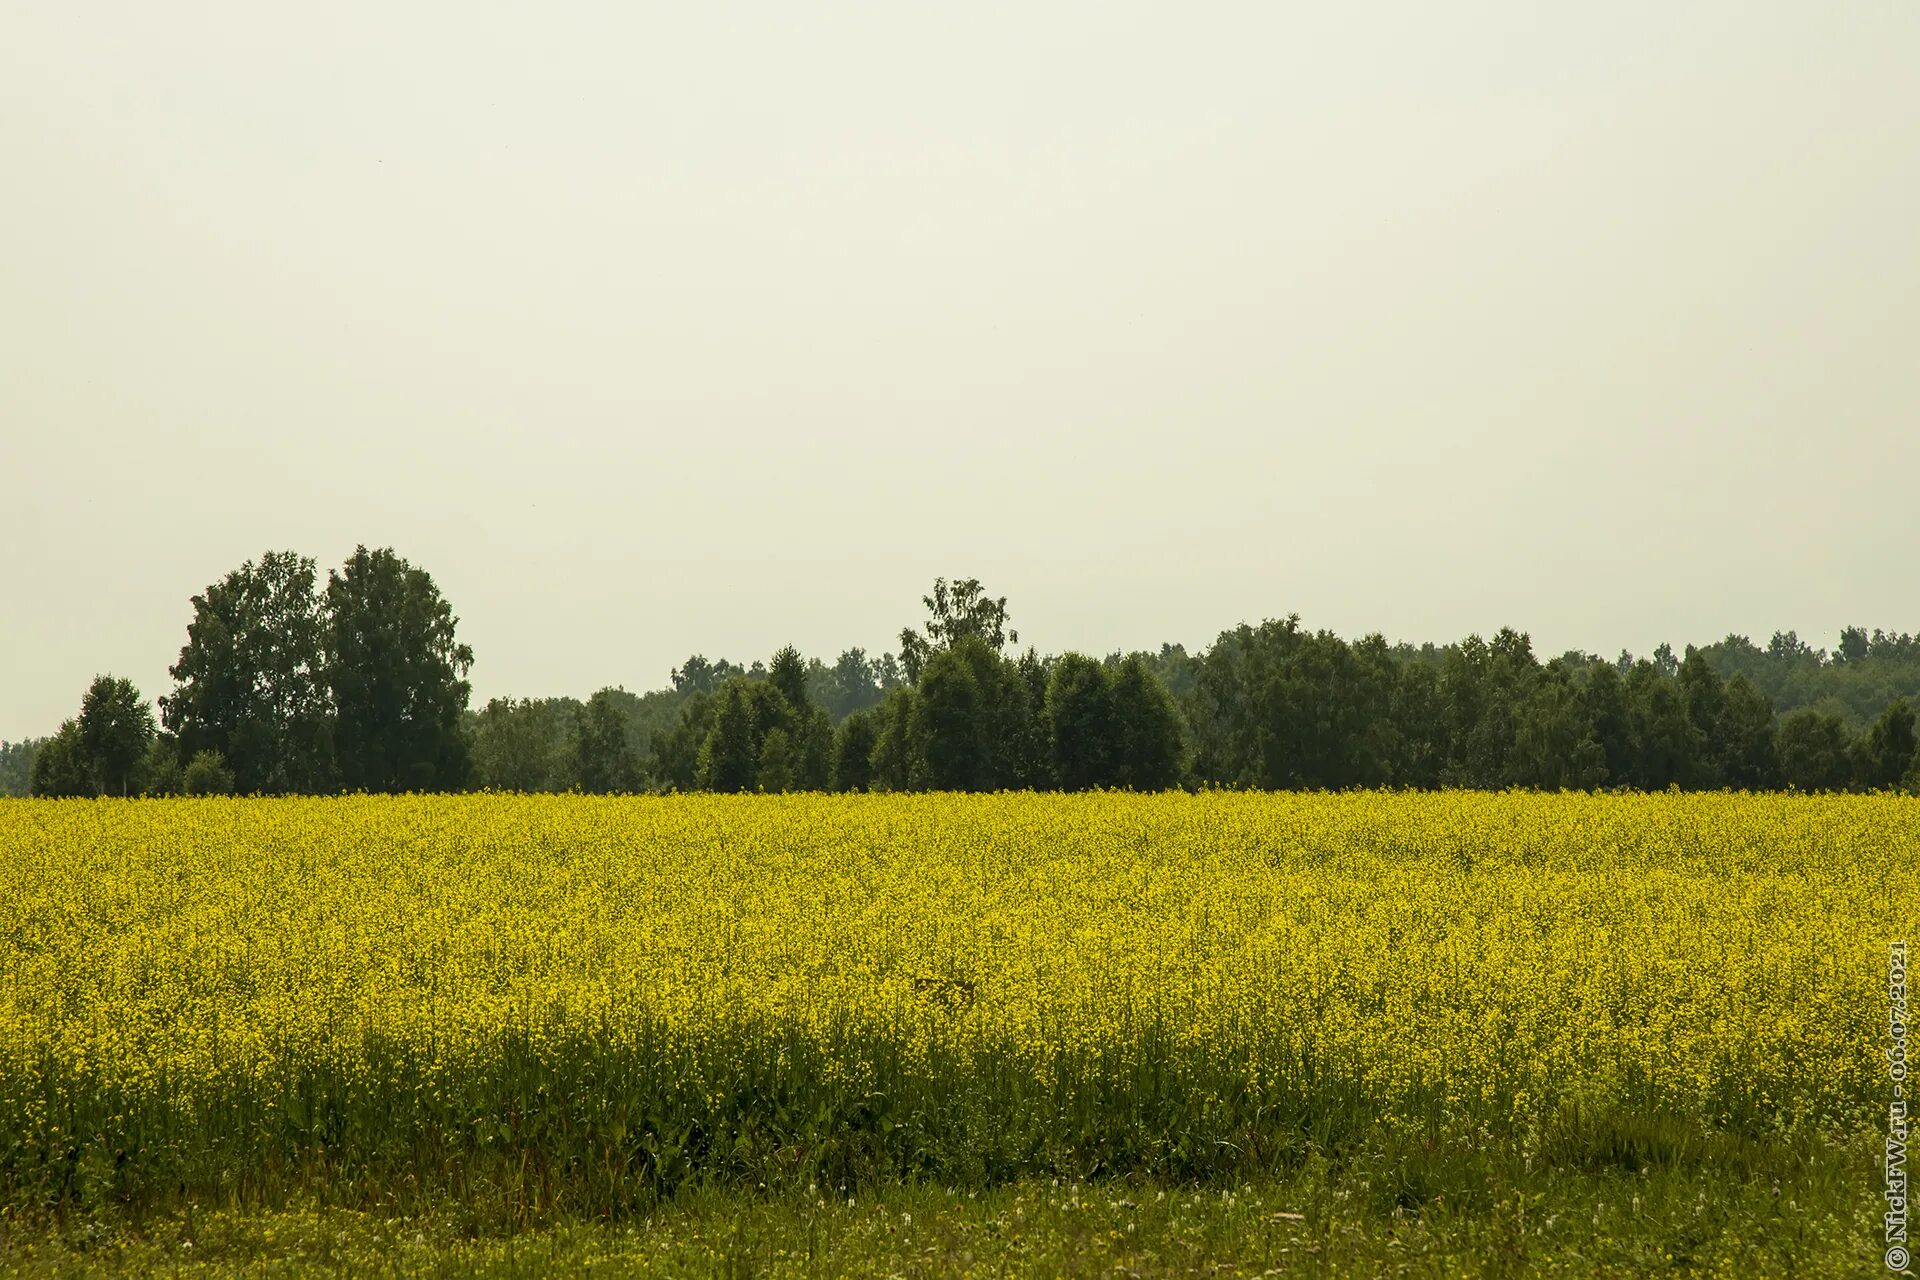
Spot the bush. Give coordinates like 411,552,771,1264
181,750,236,796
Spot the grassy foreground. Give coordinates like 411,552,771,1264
0,1145,1888,1278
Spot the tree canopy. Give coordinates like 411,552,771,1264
14,567,1920,798
325,546,474,793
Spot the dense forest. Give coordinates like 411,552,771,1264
5,549,1919,798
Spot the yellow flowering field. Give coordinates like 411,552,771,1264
0,792,1909,1216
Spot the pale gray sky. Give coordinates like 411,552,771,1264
4,2,1917,739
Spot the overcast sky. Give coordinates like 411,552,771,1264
3,2,1917,739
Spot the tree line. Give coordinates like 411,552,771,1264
16,548,470,798
6,551,1919,796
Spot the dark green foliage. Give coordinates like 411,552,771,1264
325,547,474,793
1003,650,1054,788
679,651,831,794
28,721,92,797
795,707,833,791
471,697,578,792
1852,696,1917,791
35,558,1920,797
869,687,926,792
915,644,992,790
180,749,235,795
1695,626,1920,727
581,686,690,779
161,551,333,794
1624,661,1707,789
78,675,155,797
28,678,157,797
139,736,183,796
670,655,749,696
743,680,790,742
756,647,834,790
1108,654,1186,789
1439,630,1536,788
1163,612,1920,794
899,577,1017,682
1835,625,1869,665
1677,650,1725,762
655,632,1039,796
907,637,1042,791
573,690,643,794
812,648,893,720
1510,666,1606,790
1775,709,1853,792
1577,662,1632,786
1191,619,1402,789
756,727,796,792
698,680,759,793
1390,660,1447,787
649,691,715,792
831,709,880,792
0,739,41,798
1046,653,1117,790
1713,674,1779,789
767,646,810,720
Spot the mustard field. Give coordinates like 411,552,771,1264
0,792,1910,1228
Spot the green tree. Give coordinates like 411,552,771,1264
161,550,333,794
1577,662,1633,786
0,739,41,798
756,727,796,792
472,697,575,792
574,689,642,794
874,652,907,693
1677,650,1727,784
899,577,1018,682
1046,653,1118,790
28,721,92,797
324,547,474,792
915,643,991,789
671,655,749,695
1511,666,1606,789
650,691,715,792
1624,661,1706,788
698,679,759,793
180,749,235,795
1107,654,1185,789
1853,697,1917,791
768,646,811,718
1439,630,1538,788
1391,661,1447,788
1776,709,1852,791
819,648,887,719
139,736,183,796
760,645,833,789
1005,649,1054,788
1836,626,1870,665
78,675,156,796
831,708,881,791
1191,620,1403,789
795,707,834,790
1713,674,1779,789
869,687,927,792
1186,621,1270,787
898,636,1040,791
